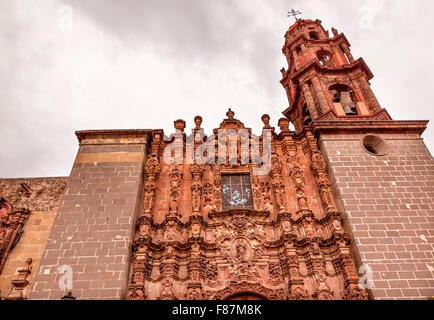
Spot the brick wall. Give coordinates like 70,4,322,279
28,130,151,300
317,127,434,300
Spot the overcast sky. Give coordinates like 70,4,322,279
1,0,433,178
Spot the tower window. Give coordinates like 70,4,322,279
221,174,253,210
329,84,358,116
316,50,332,67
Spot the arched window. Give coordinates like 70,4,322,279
296,46,302,56
316,50,332,67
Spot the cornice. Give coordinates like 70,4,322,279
312,120,429,135
284,33,351,54
75,129,164,144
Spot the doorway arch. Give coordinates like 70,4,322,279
210,281,287,300
227,293,265,300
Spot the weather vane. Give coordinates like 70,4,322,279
287,9,302,21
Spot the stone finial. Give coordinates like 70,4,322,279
331,28,338,37
194,116,202,129
226,108,235,120
278,118,290,132
261,114,271,129
174,119,186,132
20,183,32,196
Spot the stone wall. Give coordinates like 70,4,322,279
316,123,434,300
28,130,154,300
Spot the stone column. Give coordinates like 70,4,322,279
359,76,382,112
300,43,311,64
341,43,355,63
311,76,331,115
301,82,319,120
331,46,346,66
292,50,302,71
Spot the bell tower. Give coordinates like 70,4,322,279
280,19,391,134
279,19,434,300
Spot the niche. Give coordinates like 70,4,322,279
309,31,320,40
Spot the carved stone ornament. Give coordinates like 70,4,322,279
0,198,30,275
5,258,32,300
207,281,287,300
169,164,183,216
127,112,369,300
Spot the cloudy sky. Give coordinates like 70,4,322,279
1,0,433,178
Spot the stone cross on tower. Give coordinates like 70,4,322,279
287,9,302,21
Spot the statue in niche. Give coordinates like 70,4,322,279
232,238,251,262
296,189,309,210
191,223,201,238
143,183,154,214
291,165,305,187
311,150,326,171
235,241,247,261
139,223,150,237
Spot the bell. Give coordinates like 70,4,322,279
343,104,357,115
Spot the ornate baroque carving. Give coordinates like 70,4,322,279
190,163,204,215
0,198,30,275
143,153,161,216
168,164,183,217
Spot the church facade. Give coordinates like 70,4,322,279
0,19,433,300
